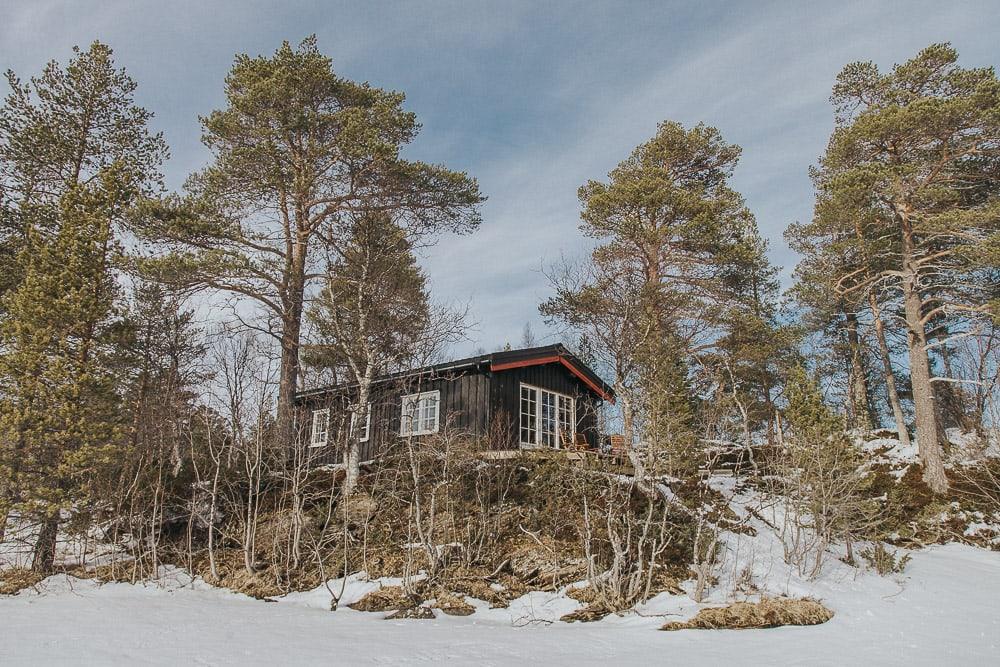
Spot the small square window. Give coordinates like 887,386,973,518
350,403,371,442
400,390,440,436
310,408,330,447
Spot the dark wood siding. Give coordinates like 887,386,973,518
296,358,606,465
489,364,602,448
297,369,493,465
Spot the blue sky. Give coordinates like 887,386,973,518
3,0,999,353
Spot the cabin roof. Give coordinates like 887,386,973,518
296,343,615,402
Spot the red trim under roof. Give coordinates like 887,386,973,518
490,355,616,403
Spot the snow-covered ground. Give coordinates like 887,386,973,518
1,542,997,666
4,441,999,666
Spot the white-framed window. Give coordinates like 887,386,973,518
310,408,330,447
350,403,371,442
520,384,575,448
400,390,440,436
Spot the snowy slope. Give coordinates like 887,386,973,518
1,542,997,666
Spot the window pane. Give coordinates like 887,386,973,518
352,403,371,441
401,396,416,435
401,392,438,435
420,395,432,432
558,395,574,444
540,391,556,446
520,385,536,445
311,409,329,445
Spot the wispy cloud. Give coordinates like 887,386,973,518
3,0,997,353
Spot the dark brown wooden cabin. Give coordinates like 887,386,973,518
295,344,615,466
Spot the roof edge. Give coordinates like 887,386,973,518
296,343,615,402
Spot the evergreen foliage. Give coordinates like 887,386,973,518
136,36,482,449
308,213,431,378
798,43,1000,492
0,41,166,305
0,171,130,571
543,121,788,476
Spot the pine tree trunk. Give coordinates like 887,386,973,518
868,291,911,448
899,211,948,494
32,514,59,574
276,259,306,451
277,336,300,449
906,323,947,493
845,310,874,431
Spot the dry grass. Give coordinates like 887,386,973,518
451,577,513,608
349,585,418,612
564,584,598,604
364,547,423,580
0,567,46,595
185,547,332,599
441,567,528,609
661,597,833,631
432,592,476,616
560,604,612,623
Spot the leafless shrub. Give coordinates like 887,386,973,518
859,542,911,575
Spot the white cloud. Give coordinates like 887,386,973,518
3,0,997,354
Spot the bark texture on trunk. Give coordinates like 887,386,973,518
277,336,300,449
899,209,948,494
868,292,911,448
343,383,370,496
845,310,875,431
32,515,59,574
276,244,306,452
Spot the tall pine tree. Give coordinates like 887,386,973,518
820,44,1000,493
0,41,166,304
0,168,131,571
139,37,482,452
543,121,782,477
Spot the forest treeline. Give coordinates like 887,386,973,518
1,38,999,608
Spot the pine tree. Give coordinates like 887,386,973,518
0,168,130,572
0,43,163,548
138,37,481,451
543,121,779,478
108,281,213,576
710,217,796,445
820,43,1000,493
123,281,208,474
0,41,166,304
